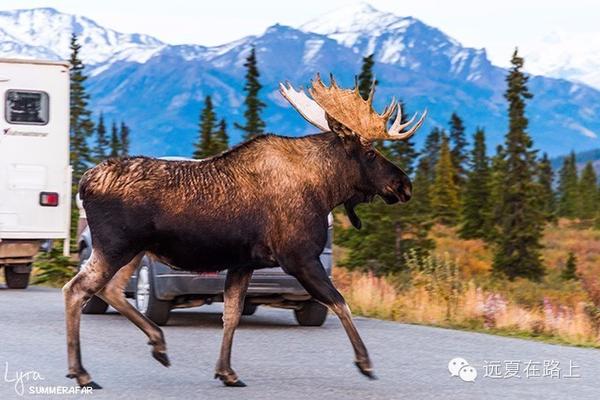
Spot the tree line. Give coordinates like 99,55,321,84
71,32,591,283
336,49,571,282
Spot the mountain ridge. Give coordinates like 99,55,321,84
0,5,599,157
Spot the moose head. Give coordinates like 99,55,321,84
280,74,427,228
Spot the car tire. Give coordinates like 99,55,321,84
135,261,171,326
4,266,31,289
242,302,257,316
79,246,109,314
294,300,328,326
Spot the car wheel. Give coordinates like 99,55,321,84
4,265,31,289
294,301,328,326
135,261,171,326
79,246,109,314
242,302,257,316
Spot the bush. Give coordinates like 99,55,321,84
404,250,463,321
33,245,77,287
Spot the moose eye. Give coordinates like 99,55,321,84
366,150,376,161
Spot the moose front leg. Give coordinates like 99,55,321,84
285,255,375,379
63,250,116,388
214,267,253,387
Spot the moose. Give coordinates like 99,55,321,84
63,74,426,389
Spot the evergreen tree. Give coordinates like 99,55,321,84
404,153,436,236
194,95,217,159
561,252,578,280
459,128,491,239
69,33,94,185
412,157,434,218
448,112,468,187
492,49,545,281
92,113,108,162
109,121,121,157
537,153,556,222
422,127,443,181
557,152,579,218
212,118,229,154
431,134,460,225
389,101,418,175
234,47,266,140
357,53,376,100
335,195,433,275
578,162,598,220
487,145,506,242
119,122,130,156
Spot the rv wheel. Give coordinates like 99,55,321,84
4,265,31,289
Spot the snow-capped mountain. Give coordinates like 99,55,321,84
300,3,493,83
0,8,165,72
0,5,599,158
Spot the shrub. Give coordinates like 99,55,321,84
33,245,77,287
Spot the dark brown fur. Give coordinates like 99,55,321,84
63,131,412,388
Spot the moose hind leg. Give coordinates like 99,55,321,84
215,267,253,387
63,250,117,388
95,254,170,367
285,255,376,379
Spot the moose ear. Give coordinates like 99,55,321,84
326,113,357,156
344,199,362,230
326,113,353,136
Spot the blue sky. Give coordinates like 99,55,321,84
1,0,597,68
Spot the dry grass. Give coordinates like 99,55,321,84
334,268,600,347
333,219,600,347
430,224,491,277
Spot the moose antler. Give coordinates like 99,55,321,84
279,82,330,132
309,74,427,141
280,74,427,141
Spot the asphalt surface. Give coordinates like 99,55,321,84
0,285,599,400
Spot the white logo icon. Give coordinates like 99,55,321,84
448,357,477,382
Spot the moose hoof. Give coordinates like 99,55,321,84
152,350,171,367
354,361,377,380
214,373,246,387
80,381,103,390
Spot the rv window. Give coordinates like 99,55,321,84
5,90,49,125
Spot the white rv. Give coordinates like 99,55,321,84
0,58,72,288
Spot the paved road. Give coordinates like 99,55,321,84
0,285,599,399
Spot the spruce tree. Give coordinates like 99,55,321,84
109,121,121,157
431,134,459,225
412,157,434,218
335,195,433,275
449,112,468,187
234,47,266,140
119,122,130,156
92,113,108,162
487,145,506,242
69,33,94,185
194,95,216,159
459,128,491,239
578,162,598,220
557,152,579,218
212,118,229,154
358,53,376,100
422,127,443,181
561,252,577,280
492,49,545,281
537,153,556,222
